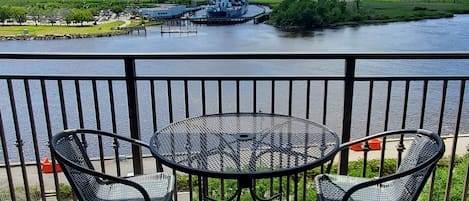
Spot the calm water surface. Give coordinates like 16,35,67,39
1,15,469,161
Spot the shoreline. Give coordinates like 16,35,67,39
0,26,145,41
1,13,466,41
275,12,457,32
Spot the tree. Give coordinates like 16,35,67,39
0,6,12,25
270,0,348,29
46,8,69,26
111,5,125,16
65,9,94,26
10,6,27,25
28,6,44,26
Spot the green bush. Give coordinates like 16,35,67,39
59,183,73,200
270,0,349,29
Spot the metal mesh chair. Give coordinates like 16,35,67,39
51,129,174,201
315,129,445,201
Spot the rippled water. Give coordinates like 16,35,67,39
1,15,469,161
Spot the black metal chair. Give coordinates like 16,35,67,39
315,129,445,201
51,129,174,201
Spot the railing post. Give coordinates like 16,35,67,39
339,58,356,175
125,58,143,175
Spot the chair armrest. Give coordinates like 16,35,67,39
51,130,153,201
325,129,435,173
58,129,165,171
64,128,151,149
338,129,444,201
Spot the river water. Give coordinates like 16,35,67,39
1,15,469,161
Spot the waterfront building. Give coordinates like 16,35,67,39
139,4,187,19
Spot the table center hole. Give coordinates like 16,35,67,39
235,133,255,141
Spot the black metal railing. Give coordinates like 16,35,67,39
1,52,469,201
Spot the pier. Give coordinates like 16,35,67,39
121,25,147,35
160,20,198,34
190,17,252,24
160,26,198,33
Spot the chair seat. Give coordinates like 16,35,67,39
315,174,397,201
97,172,174,201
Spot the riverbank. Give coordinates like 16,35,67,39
0,20,148,41
267,0,469,30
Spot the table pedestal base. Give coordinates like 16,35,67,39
205,178,281,201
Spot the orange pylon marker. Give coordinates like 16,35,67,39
41,157,62,173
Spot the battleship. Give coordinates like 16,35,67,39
206,0,248,18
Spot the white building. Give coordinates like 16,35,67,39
139,4,186,19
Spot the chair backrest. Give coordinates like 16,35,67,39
392,132,442,200
52,132,101,200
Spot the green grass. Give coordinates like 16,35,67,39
356,1,469,21
0,21,125,36
174,156,469,201
250,0,284,7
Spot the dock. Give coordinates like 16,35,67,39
160,25,198,34
190,17,252,24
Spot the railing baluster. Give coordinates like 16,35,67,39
150,81,162,172
288,80,293,116
379,81,392,177
253,80,257,113
202,80,207,116
444,80,466,201
92,80,105,173
321,80,329,174
165,79,178,201
124,58,143,175
24,80,46,201
75,80,87,149
271,80,275,114
362,81,374,177
306,80,311,120
0,107,16,201
419,80,429,128
108,80,121,176
340,58,356,175
236,80,240,113
218,80,222,114
427,80,448,201
397,80,410,167
41,80,61,200
58,80,68,129
7,79,31,201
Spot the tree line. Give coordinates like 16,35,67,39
0,6,96,26
270,0,351,29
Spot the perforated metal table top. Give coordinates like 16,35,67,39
149,113,339,179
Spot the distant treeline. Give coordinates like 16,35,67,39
1,0,194,11
0,0,195,26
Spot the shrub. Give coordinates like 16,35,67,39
59,183,73,200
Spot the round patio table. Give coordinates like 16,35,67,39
149,113,339,201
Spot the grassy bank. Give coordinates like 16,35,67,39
264,0,469,29
0,21,126,36
350,0,469,24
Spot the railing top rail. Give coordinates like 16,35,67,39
2,52,469,60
